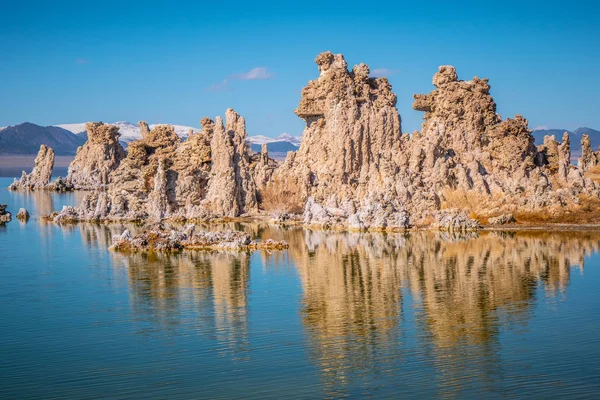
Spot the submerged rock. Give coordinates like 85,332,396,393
16,208,30,222
432,209,480,232
110,225,288,252
488,213,516,226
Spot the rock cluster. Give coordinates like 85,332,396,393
110,225,288,252
0,204,11,224
8,145,56,190
53,109,267,223
279,52,600,230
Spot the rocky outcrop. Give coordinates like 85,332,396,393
66,122,126,189
110,225,288,252
16,208,30,222
0,204,11,223
8,145,55,190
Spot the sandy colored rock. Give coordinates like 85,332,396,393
50,52,600,230
275,53,600,230
276,51,406,230
66,122,126,189
202,109,258,217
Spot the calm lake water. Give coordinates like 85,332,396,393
1,176,599,399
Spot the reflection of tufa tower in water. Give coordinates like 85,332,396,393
286,230,600,396
110,249,251,357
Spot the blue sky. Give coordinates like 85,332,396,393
0,0,598,136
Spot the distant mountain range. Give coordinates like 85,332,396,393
0,122,302,156
0,123,86,155
2,122,597,160
531,127,600,159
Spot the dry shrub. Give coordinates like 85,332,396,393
514,195,600,225
259,178,305,215
440,188,500,223
584,165,600,184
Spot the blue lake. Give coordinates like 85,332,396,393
1,176,599,399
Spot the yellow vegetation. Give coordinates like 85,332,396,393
441,189,600,225
514,195,600,225
259,178,305,215
584,165,600,184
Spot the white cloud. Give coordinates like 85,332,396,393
533,125,549,131
205,79,230,92
206,67,274,91
233,67,274,81
370,68,399,78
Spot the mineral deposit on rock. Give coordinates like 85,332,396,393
278,52,600,230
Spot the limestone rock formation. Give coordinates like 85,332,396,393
66,122,126,189
16,208,30,222
8,145,55,190
0,204,11,223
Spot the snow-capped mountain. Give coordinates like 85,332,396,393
56,121,200,142
55,122,302,148
246,132,302,146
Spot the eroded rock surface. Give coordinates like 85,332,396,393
277,51,407,230
66,122,126,189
